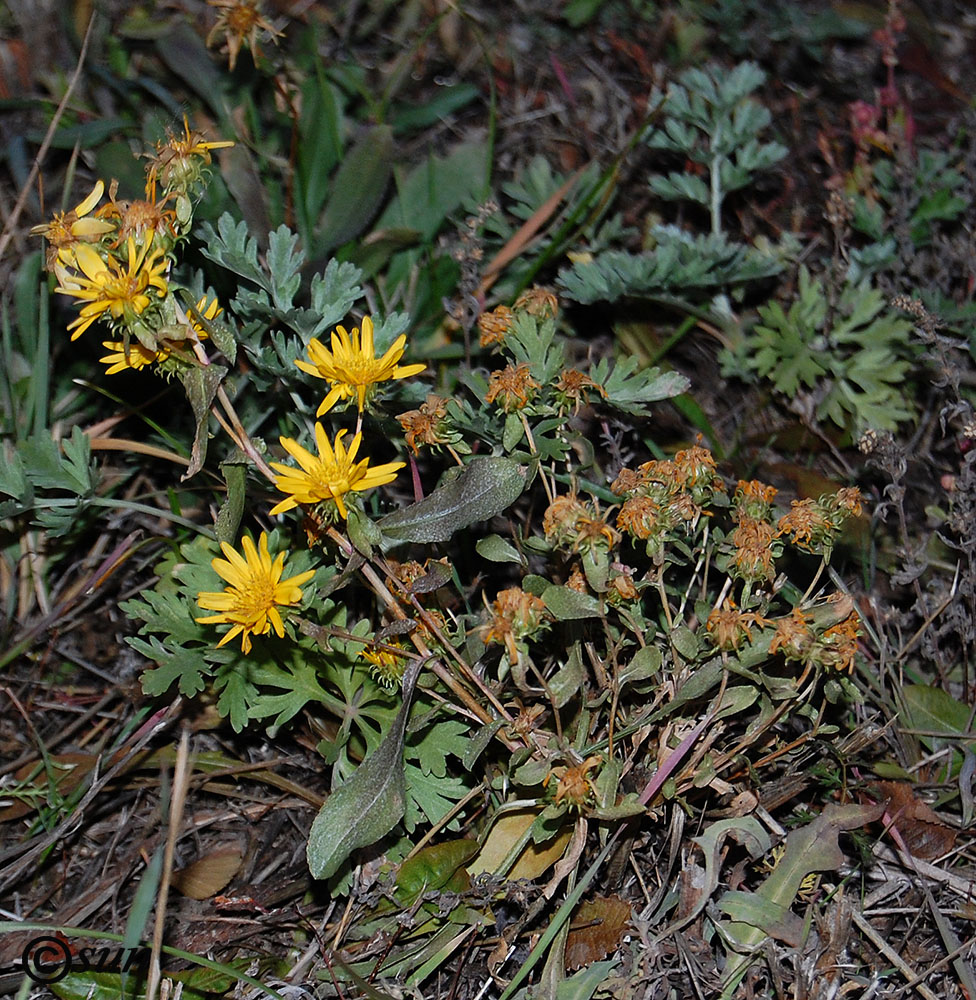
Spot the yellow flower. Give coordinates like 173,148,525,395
362,645,408,689
31,179,115,269
269,423,405,519
296,316,426,415
54,238,169,340
196,533,315,654
99,339,167,374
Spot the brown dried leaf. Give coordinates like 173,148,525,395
875,780,957,860
171,845,243,899
564,896,632,971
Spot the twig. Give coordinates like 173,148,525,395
146,728,192,1000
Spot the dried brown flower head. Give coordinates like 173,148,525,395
817,610,861,673
769,607,814,661
513,286,559,319
397,394,450,455
730,515,777,583
485,362,540,412
777,498,836,553
706,600,766,652
206,0,283,71
483,587,549,664
734,479,779,521
616,496,660,540
545,756,602,811
554,368,607,414
477,304,514,348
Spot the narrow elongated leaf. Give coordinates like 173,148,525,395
215,459,246,544
314,125,394,256
307,658,424,880
379,457,527,543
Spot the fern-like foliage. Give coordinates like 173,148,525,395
558,226,783,306
728,266,915,431
644,61,787,235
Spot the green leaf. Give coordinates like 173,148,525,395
376,138,489,242
0,444,28,499
391,83,480,133
307,658,424,881
670,625,700,661
379,457,528,544
266,224,306,311
346,506,381,557
395,839,478,904
408,718,471,777
197,214,266,289
555,960,621,1000
476,534,524,565
20,427,94,495
132,637,210,698
581,545,609,592
404,765,471,831
719,802,884,994
154,19,226,115
247,654,346,737
180,363,227,480
548,645,585,708
903,684,975,749
297,70,343,229
306,259,364,336
462,720,504,769
314,125,395,257
558,229,783,307
503,411,524,451
619,645,662,687
542,585,602,620
215,458,247,544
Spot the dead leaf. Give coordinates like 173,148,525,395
565,896,632,971
171,845,243,899
874,780,957,860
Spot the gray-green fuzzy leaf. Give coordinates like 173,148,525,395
307,657,424,881
379,457,527,544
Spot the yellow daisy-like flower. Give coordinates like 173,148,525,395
196,532,315,654
99,339,168,374
295,316,426,415
54,238,169,341
31,179,116,269
269,423,405,519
